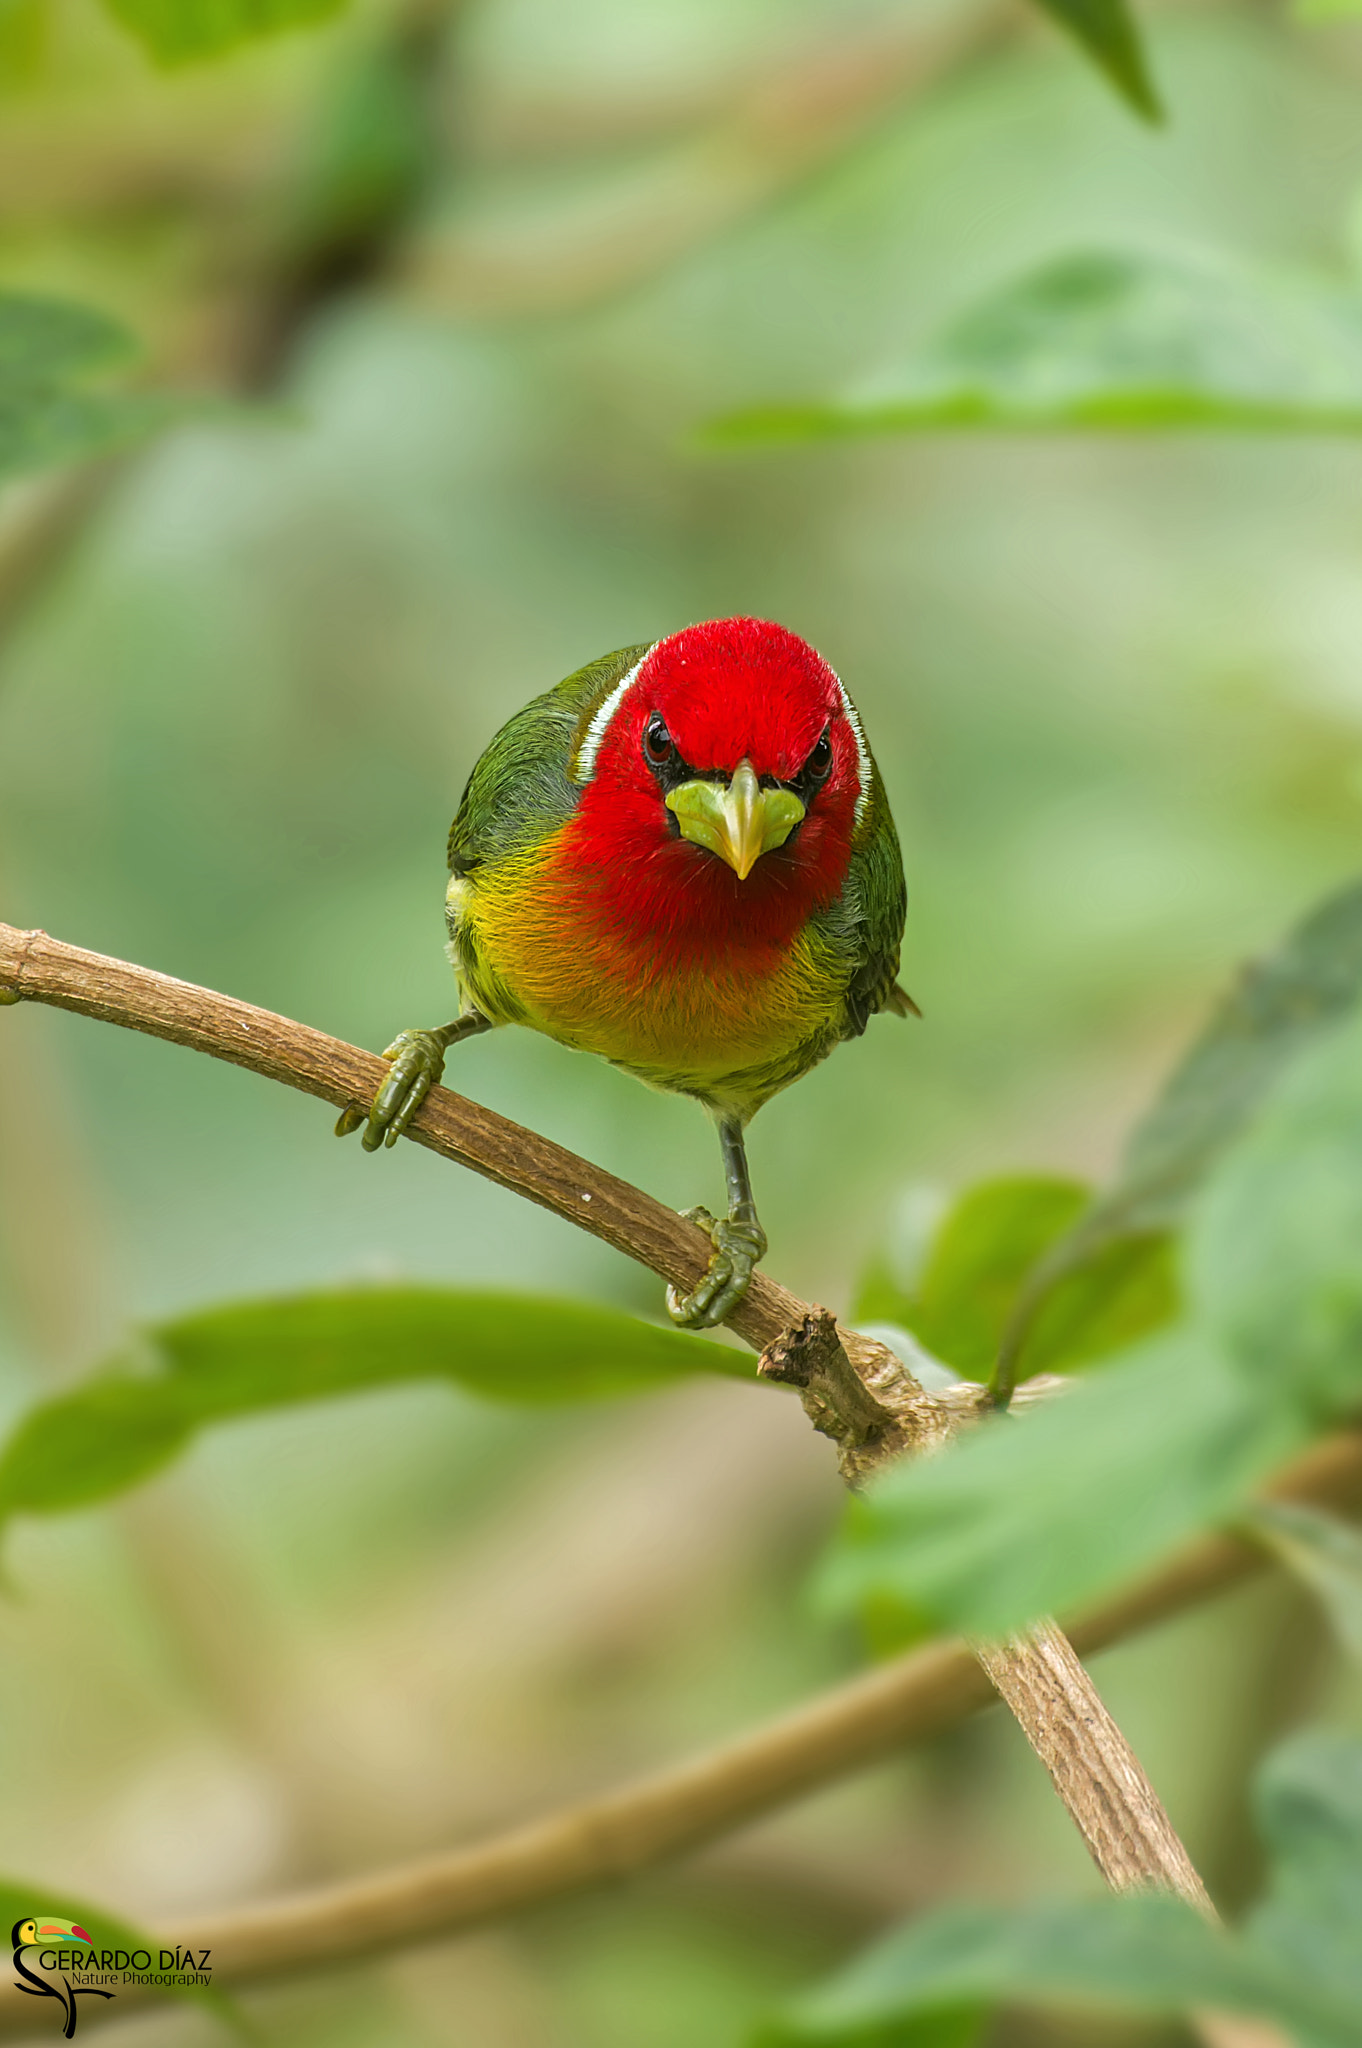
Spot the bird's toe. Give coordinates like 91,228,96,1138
346,1028,449,1153
665,1215,766,1329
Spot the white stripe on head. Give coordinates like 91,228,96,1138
835,676,872,830
572,645,657,784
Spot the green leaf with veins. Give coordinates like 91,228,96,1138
102,0,346,64
1028,0,1161,122
0,1287,746,1528
0,293,180,484
708,251,1362,443
758,1732,1362,2048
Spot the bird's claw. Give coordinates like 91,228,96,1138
667,1213,768,1330
336,1027,448,1153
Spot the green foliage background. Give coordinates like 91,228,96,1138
2,0,1362,2043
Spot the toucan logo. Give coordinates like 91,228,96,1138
10,1919,114,2038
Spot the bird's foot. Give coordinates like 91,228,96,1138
335,1028,450,1152
666,1208,768,1330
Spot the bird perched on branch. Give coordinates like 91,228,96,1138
340,617,914,1327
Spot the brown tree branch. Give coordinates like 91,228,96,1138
0,920,955,1421
972,1623,1213,1910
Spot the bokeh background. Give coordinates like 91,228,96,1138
1,0,1362,2039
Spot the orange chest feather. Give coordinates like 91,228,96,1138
450,828,844,1083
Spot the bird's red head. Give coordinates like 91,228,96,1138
563,618,872,955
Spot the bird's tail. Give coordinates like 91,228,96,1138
886,983,922,1019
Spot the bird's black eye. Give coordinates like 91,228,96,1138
643,713,674,766
804,728,833,782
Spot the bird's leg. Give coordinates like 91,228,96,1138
666,1114,768,1330
335,1012,492,1151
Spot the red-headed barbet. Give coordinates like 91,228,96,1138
339,617,915,1328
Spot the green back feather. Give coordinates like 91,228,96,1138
809,743,908,1037
447,644,649,874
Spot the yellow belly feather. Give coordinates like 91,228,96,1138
446,833,844,1109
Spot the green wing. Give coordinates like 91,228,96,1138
447,644,650,874
812,760,911,1039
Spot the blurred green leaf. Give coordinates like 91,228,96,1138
0,295,127,379
1189,1006,1362,1421
1028,0,1161,122
838,1493,939,1661
1246,1501,1362,1661
851,1254,918,1329
816,1018,1362,1639
1248,1729,1362,2031
0,292,180,484
103,0,346,64
0,1287,748,1526
1072,877,1362,1245
854,1178,1086,1374
820,879,1362,1637
759,2008,985,2048
0,1882,154,1957
1022,1230,1177,1373
854,1176,1176,1381
854,1587,937,1661
709,252,1362,442
815,1334,1304,1639
282,33,435,262
0,0,49,78
761,1897,1258,2044
761,1732,1362,2048
995,873,1362,1390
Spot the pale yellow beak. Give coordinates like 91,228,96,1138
665,758,804,881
